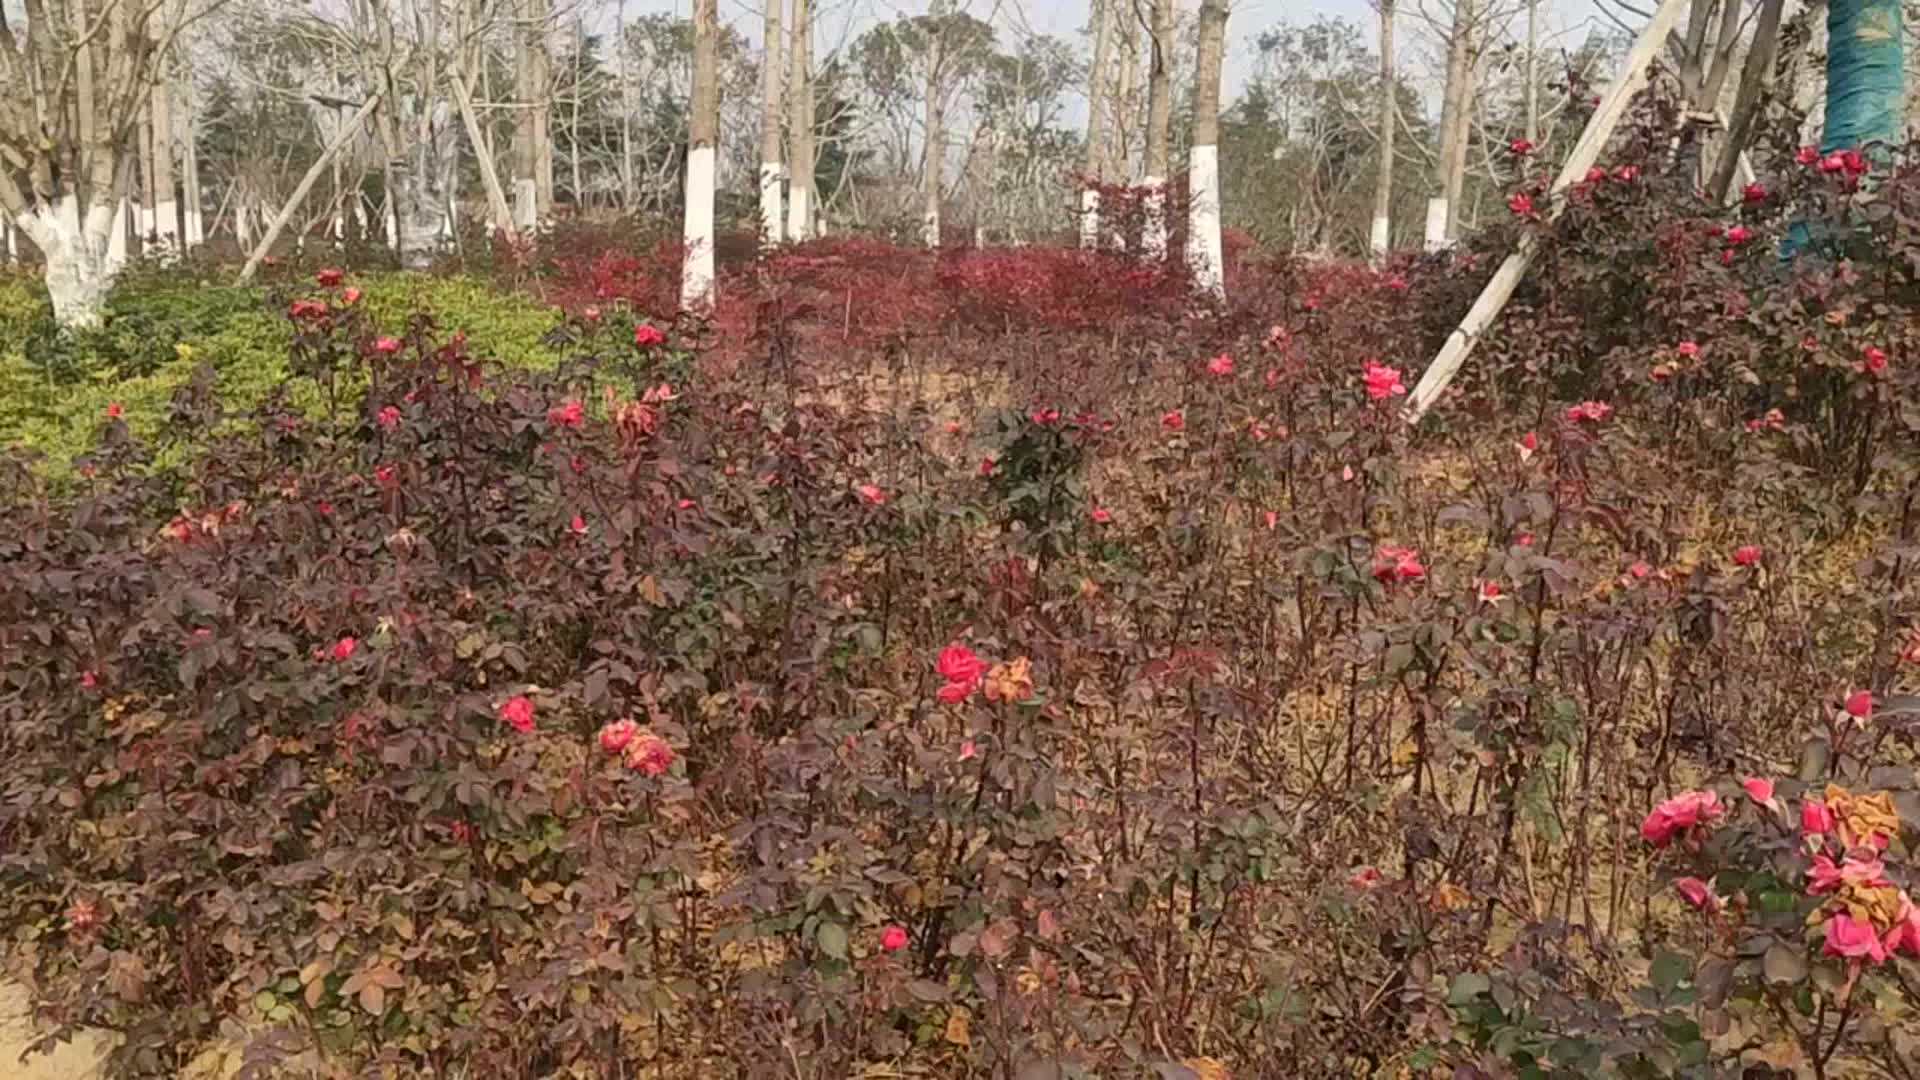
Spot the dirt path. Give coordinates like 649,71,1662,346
0,979,113,1079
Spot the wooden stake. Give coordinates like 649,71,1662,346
236,95,380,283
449,70,520,243
1402,0,1690,423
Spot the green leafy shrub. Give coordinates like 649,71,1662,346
0,270,567,480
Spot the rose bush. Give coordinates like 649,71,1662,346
3,92,1920,1077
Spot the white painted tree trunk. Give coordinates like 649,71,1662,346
19,195,126,329
682,0,719,311
1423,197,1448,252
1185,148,1223,298
682,151,717,310
1186,0,1227,299
1078,189,1100,249
513,178,537,231
1141,180,1167,259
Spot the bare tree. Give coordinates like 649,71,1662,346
1372,0,1396,256
760,0,784,245
922,0,949,246
1187,0,1226,296
0,0,213,325
1432,0,1477,244
1110,4,1138,182
1080,0,1114,248
682,0,718,310
1142,0,1173,257
787,0,814,240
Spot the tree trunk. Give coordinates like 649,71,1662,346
787,0,815,241
1524,0,1538,143
1187,0,1228,297
1112,12,1138,182
181,71,205,248
570,15,585,206
682,0,719,311
532,0,554,216
1707,0,1785,203
511,0,538,229
1142,0,1174,258
149,41,179,255
1432,0,1475,242
761,0,786,246
923,0,948,248
1822,0,1904,155
1081,0,1115,249
1372,0,1396,256
20,194,124,328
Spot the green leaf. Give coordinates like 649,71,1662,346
1762,943,1806,986
816,921,848,961
1447,972,1491,1005
1649,950,1691,995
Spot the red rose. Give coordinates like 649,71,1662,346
498,695,535,733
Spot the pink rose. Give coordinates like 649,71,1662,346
937,644,989,686
879,924,909,951
1801,799,1835,835
1844,689,1873,719
624,731,675,775
634,323,667,347
1823,912,1888,964
330,636,357,661
1361,360,1406,400
1372,545,1425,584
1639,790,1724,847
1885,894,1920,958
598,718,637,754
1741,777,1775,804
1673,876,1717,911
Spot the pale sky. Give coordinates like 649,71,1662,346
626,0,1618,120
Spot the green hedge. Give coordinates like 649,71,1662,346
0,271,566,476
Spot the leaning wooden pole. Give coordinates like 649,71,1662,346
449,70,521,243
1402,0,1688,423
236,95,381,283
